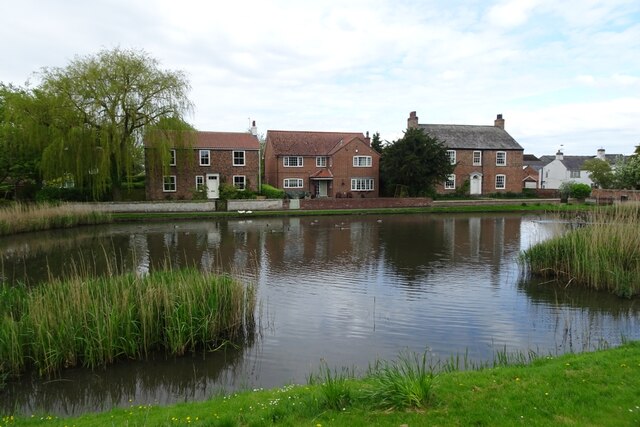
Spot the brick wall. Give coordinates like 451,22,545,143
592,189,640,202
298,197,431,210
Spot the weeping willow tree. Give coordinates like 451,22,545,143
38,48,192,200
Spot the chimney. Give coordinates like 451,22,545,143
556,149,564,161
250,120,258,137
494,114,505,129
597,148,606,160
365,131,371,147
407,111,418,129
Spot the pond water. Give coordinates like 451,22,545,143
1,213,639,416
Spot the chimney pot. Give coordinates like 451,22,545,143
494,114,505,129
408,111,419,129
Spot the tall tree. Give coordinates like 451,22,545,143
380,127,455,196
613,156,640,190
371,131,383,153
38,48,192,200
582,158,614,189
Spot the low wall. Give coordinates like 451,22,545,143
85,201,217,213
297,197,432,210
591,189,640,202
228,199,284,211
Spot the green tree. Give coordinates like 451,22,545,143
371,131,383,153
582,158,614,188
613,156,640,189
380,127,455,197
38,48,192,200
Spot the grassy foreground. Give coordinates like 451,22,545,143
4,342,639,426
521,202,640,297
0,203,112,236
0,269,255,377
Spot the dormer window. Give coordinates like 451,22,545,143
316,156,327,167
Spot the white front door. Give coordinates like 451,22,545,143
318,181,328,197
206,174,220,199
470,174,482,195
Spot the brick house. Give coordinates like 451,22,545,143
145,131,260,200
407,111,524,194
264,130,380,198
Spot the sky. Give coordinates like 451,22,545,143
1,0,639,157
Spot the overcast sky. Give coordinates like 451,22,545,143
1,0,639,157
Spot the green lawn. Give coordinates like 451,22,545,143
6,341,639,426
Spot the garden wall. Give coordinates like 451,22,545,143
591,189,640,202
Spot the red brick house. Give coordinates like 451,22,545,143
264,130,380,198
407,111,524,194
145,131,260,200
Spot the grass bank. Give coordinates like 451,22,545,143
0,203,112,236
520,202,640,297
0,269,255,377
5,341,639,426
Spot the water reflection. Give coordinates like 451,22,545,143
1,213,638,417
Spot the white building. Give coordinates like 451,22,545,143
539,149,625,189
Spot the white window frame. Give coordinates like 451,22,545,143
496,151,506,166
169,149,176,166
283,156,303,167
447,150,456,165
195,175,205,191
283,178,303,188
473,151,481,166
445,174,456,190
233,150,245,166
351,178,375,191
163,175,176,192
199,150,210,166
570,170,580,178
353,156,372,167
316,156,327,167
495,174,506,189
233,175,246,189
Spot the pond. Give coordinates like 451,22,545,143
1,213,639,416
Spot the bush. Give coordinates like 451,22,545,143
260,184,285,199
35,187,92,202
219,183,256,200
569,183,591,200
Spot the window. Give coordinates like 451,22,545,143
284,156,303,167
163,175,176,192
316,156,327,167
570,170,580,178
233,150,245,166
284,178,303,188
195,175,205,191
447,150,456,165
169,149,176,166
199,150,210,166
496,151,506,166
445,174,456,190
233,175,246,189
495,174,506,189
353,156,372,167
473,151,481,166
351,178,375,191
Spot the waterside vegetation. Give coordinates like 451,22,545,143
0,268,255,377
521,202,640,297
0,202,112,236
5,341,639,426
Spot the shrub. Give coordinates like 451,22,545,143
569,183,591,200
219,183,256,200
260,184,285,199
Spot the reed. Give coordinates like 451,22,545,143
0,202,112,236
520,203,640,297
0,269,255,377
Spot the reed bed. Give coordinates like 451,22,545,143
0,269,255,377
0,202,112,236
521,202,640,297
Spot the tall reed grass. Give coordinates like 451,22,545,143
0,202,112,236
520,202,640,297
0,269,255,377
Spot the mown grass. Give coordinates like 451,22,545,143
520,202,640,297
0,203,112,236
0,269,255,377
4,341,639,426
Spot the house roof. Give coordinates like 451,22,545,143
266,130,365,156
310,169,334,179
145,131,259,150
418,124,523,151
542,154,628,170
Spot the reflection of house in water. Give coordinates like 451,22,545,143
441,215,520,262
